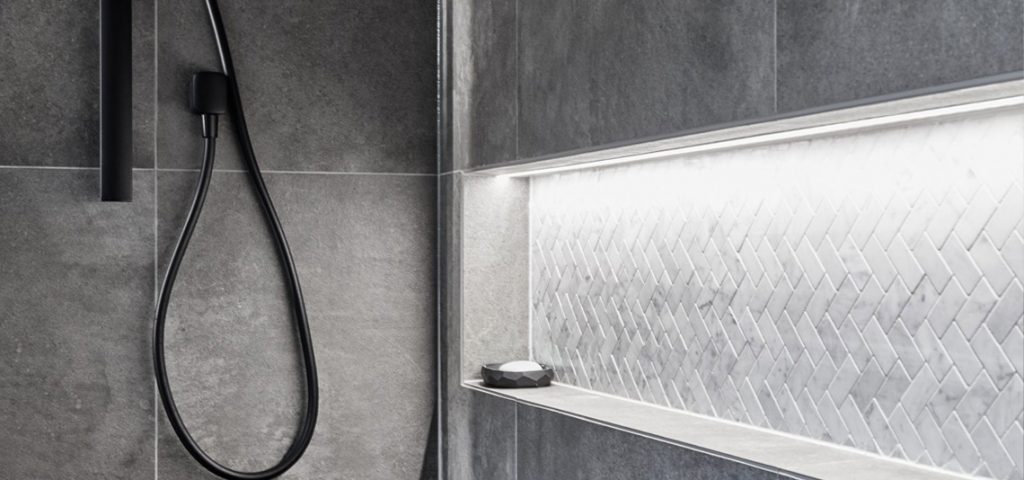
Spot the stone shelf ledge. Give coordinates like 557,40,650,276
464,381,971,480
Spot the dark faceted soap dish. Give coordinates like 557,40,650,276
481,362,554,388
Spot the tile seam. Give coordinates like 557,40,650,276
156,168,437,176
152,0,160,477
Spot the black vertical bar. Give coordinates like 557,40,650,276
100,0,132,202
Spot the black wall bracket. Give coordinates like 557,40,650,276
100,0,132,202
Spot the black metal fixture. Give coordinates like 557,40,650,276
153,1,319,479
99,0,132,201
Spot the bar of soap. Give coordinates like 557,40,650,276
498,360,544,372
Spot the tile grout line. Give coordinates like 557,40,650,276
513,402,518,480
513,0,520,162
527,176,533,362
0,165,100,171
434,1,443,477
773,0,778,113
0,164,438,177
152,0,160,477
155,168,437,176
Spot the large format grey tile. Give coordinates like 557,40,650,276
0,0,155,168
516,405,781,480
133,0,156,169
777,0,1024,112
157,0,436,173
154,170,300,477
0,169,155,479
441,173,517,480
446,390,517,480
452,0,518,170
269,172,437,479
516,0,775,160
155,171,436,479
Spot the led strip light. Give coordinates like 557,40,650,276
499,93,1024,178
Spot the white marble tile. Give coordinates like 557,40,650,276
987,280,1024,341
972,233,1016,295
955,188,999,249
915,325,955,380
932,369,970,421
1000,423,1024,478
940,235,985,292
956,373,1000,431
987,185,1024,249
530,109,1024,478
941,325,984,383
940,414,982,471
861,236,899,289
927,279,968,336
1003,231,1024,280
875,363,911,415
873,278,911,332
1003,327,1024,373
971,326,1018,388
905,276,942,333
986,375,1023,435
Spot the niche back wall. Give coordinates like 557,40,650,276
531,109,1024,479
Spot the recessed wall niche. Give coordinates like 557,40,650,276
456,104,1024,480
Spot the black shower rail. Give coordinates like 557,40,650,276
153,1,319,479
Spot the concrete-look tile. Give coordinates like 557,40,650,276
516,0,775,159
516,405,781,480
461,175,530,379
155,172,436,479
155,170,301,477
273,173,436,480
157,0,436,173
777,0,1024,111
0,0,155,167
452,0,517,170
446,390,516,480
0,169,155,479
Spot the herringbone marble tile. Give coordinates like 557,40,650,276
531,109,1024,479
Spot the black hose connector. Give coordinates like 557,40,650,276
190,72,229,115
191,72,227,139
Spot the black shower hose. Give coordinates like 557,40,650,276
153,1,318,479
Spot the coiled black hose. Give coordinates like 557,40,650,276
153,1,319,478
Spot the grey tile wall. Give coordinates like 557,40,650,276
453,1,518,170
460,175,531,378
517,0,775,159
0,0,156,167
441,173,520,480
153,171,304,477
517,404,785,480
0,1,437,479
777,0,1024,112
157,0,436,173
150,0,438,476
446,391,518,480
155,162,436,480
531,109,1024,479
0,170,155,479
452,0,1024,171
